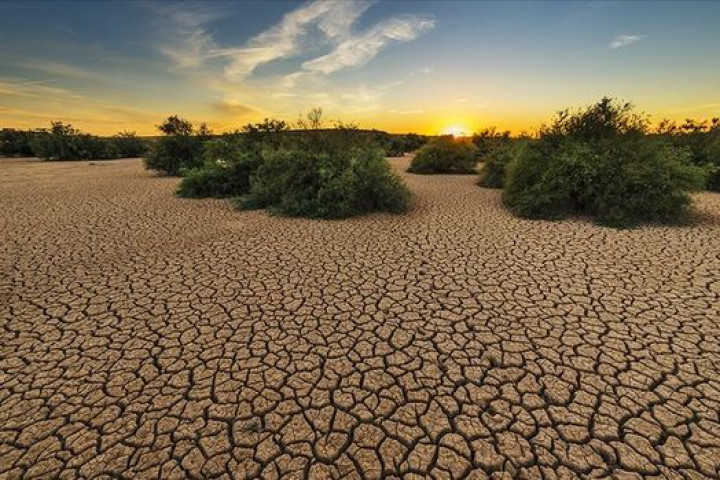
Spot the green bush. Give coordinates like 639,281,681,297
30,122,119,160
0,129,37,156
408,136,478,174
112,131,146,158
144,116,210,175
381,133,428,157
503,117,708,228
238,147,410,219
655,118,720,191
472,127,511,158
478,142,525,188
704,134,720,191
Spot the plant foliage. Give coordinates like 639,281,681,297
176,135,262,198
408,136,478,174
478,141,525,188
238,147,410,219
143,116,210,175
502,98,708,227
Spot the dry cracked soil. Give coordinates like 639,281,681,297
1,157,720,480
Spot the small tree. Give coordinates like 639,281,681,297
143,116,210,175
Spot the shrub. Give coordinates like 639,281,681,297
655,118,720,191
472,127,511,158
238,147,410,219
30,122,119,160
381,133,428,157
478,142,525,189
408,136,478,174
0,129,37,156
144,116,210,175
112,131,146,158
241,118,289,155
30,122,79,160
704,134,720,191
542,97,648,142
503,118,708,228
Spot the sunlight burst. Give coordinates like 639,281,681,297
441,125,468,137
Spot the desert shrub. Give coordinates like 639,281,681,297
74,134,118,159
478,142,525,188
408,136,478,174
177,155,262,198
503,99,708,227
241,118,289,155
472,127,511,157
655,118,720,191
0,129,37,156
541,97,648,142
381,133,428,157
112,131,146,158
704,134,720,191
238,147,410,219
144,116,210,175
30,122,80,160
30,122,119,160
177,136,262,198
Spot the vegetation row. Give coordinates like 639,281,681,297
473,98,718,228
147,111,414,219
1,123,146,160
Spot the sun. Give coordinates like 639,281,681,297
441,125,468,137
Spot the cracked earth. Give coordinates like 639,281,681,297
1,156,720,479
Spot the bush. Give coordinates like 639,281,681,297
144,116,210,175
472,127,511,158
0,129,37,156
704,134,720,191
238,147,410,219
176,155,261,198
502,99,708,227
478,142,525,189
655,118,720,191
408,136,478,174
112,131,146,158
381,133,428,157
30,122,119,160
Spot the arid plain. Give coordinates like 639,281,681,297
2,157,720,479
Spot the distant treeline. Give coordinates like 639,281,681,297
0,117,427,161
0,122,147,160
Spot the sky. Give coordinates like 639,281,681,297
0,0,719,136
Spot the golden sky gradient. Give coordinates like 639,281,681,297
1,1,718,136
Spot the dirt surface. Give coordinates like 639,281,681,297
2,157,720,479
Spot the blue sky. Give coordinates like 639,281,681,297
1,1,719,135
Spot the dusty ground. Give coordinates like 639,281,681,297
1,157,720,479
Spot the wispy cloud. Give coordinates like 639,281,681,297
301,16,435,74
160,1,433,80
609,34,645,49
155,0,434,122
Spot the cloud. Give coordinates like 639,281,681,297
211,100,257,117
160,1,434,80
154,1,434,125
301,16,435,74
609,34,645,49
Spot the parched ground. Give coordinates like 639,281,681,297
1,157,720,480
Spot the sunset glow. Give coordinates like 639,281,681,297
1,1,719,135
441,125,469,137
